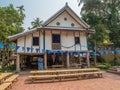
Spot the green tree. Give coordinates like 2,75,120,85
29,17,43,30
0,4,25,68
78,0,120,65
0,4,25,43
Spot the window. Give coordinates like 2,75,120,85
75,37,80,44
52,34,61,49
71,23,75,27
52,34,60,43
56,22,60,26
64,17,67,21
33,37,39,46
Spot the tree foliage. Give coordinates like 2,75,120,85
78,0,120,46
0,4,25,43
28,17,43,30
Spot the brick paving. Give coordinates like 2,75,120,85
12,72,120,90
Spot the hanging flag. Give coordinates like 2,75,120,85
57,51,61,55
64,51,68,55
46,50,51,54
116,50,120,54
100,52,103,55
27,47,30,52
16,46,20,51
70,51,73,55
22,47,25,51
42,49,44,53
36,48,40,53
53,50,57,55
31,48,34,52
111,48,114,51
11,44,15,49
4,44,9,48
0,43,3,49
94,52,96,56
73,52,77,55
60,51,64,55
78,52,81,55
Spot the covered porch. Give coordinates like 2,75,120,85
16,50,92,72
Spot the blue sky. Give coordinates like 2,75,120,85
0,0,82,30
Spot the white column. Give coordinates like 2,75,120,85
67,52,70,68
86,51,90,67
16,54,20,72
44,53,47,69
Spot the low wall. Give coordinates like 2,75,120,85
101,54,120,63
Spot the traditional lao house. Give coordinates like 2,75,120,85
9,3,94,72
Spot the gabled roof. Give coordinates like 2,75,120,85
8,3,93,42
43,3,90,28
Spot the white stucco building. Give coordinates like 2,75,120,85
9,3,94,71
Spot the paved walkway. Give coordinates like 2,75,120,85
12,72,120,90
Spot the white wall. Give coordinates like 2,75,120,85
17,31,44,53
17,30,88,53
17,37,24,53
80,32,87,50
48,11,83,28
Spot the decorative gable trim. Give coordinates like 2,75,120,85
43,3,90,28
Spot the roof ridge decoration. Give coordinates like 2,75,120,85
43,3,90,28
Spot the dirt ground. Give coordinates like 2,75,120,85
12,72,120,90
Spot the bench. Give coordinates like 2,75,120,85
30,70,57,75
29,68,103,82
57,71,103,81
29,75,58,82
0,74,19,90
0,73,13,84
0,82,11,90
79,71,103,78
4,74,19,83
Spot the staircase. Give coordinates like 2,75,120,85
107,66,120,74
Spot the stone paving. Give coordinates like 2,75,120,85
12,72,120,90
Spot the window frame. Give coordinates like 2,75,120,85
52,34,61,43
32,37,39,46
75,37,80,44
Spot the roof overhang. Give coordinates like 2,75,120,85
8,26,94,42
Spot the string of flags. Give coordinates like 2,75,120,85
0,42,120,55
0,43,15,49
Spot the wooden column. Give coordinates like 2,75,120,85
44,53,47,69
67,52,70,68
16,54,20,72
79,55,81,64
86,51,90,67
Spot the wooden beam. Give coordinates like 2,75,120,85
67,52,70,68
86,51,90,67
16,54,20,72
39,30,40,53
44,53,47,69
79,32,81,50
